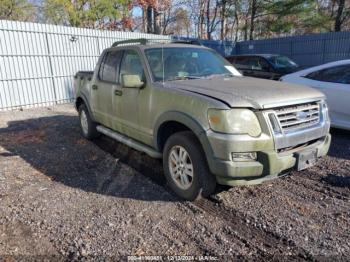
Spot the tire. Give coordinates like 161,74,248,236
163,131,216,200
78,104,99,140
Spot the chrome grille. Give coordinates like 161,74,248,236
274,102,320,132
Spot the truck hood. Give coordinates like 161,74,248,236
167,76,325,109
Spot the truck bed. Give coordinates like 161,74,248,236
74,71,93,96
75,71,93,80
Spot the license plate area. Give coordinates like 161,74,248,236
295,149,318,171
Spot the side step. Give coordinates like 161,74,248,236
96,125,162,159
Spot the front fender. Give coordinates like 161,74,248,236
153,111,215,165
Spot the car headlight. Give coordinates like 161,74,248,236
208,108,262,137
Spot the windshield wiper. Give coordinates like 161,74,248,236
205,73,234,79
167,75,204,81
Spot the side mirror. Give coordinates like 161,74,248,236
121,74,144,88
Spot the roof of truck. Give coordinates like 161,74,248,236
106,43,209,53
140,43,208,50
108,38,208,51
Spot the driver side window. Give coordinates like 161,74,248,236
119,50,145,84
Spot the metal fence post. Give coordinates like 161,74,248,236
322,37,326,64
45,32,58,104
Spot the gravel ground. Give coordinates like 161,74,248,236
0,104,349,261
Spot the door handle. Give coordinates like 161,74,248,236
114,90,123,96
92,84,98,90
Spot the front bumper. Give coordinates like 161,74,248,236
198,101,331,186
200,132,331,186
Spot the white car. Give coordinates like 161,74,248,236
281,60,350,130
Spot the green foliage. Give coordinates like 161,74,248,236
43,0,131,27
0,0,36,20
262,0,332,35
1,0,348,38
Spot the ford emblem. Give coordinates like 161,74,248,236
296,111,308,120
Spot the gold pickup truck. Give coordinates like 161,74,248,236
74,39,331,200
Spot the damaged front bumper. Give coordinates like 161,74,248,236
200,102,331,186
213,134,331,186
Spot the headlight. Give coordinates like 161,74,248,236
208,109,262,137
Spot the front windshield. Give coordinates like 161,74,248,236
267,55,298,69
145,47,237,81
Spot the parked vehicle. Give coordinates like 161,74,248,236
226,54,300,80
74,39,331,200
281,60,350,130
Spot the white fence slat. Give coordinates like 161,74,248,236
0,20,171,110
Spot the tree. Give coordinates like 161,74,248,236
43,0,132,29
167,7,190,36
198,0,206,38
0,0,36,21
206,0,221,39
261,0,332,37
3,0,349,40
135,0,172,34
220,0,231,40
329,0,350,31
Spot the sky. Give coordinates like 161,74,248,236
132,7,142,17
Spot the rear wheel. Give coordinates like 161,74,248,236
78,104,99,139
163,131,216,200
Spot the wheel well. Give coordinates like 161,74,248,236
75,97,84,110
157,121,193,152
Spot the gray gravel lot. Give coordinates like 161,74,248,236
0,104,349,260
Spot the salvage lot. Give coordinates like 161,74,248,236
0,104,349,260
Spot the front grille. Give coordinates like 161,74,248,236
274,102,320,132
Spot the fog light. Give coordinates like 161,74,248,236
232,152,257,162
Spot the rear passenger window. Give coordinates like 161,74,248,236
99,51,122,83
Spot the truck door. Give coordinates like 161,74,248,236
113,49,146,140
91,50,123,129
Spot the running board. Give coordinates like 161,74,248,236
96,125,162,159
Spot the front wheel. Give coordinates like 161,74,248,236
163,131,216,200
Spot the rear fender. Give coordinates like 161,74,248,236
76,94,96,122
